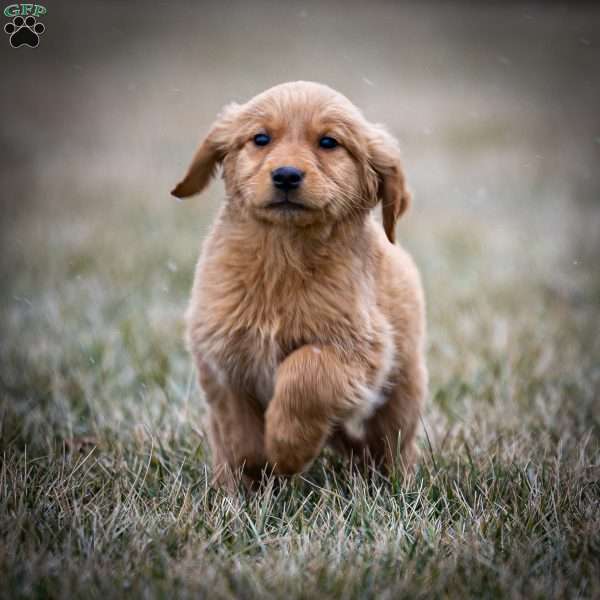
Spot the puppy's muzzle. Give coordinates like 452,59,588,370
271,166,304,191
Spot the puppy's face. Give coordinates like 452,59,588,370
172,82,410,242
224,86,376,228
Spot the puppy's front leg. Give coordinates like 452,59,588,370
197,358,267,490
265,345,364,475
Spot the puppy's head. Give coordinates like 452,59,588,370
172,81,410,242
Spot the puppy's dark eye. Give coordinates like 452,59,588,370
253,133,271,146
319,136,338,149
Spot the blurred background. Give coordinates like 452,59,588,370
1,0,599,439
2,1,599,277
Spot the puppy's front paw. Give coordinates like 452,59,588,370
264,407,326,475
211,463,240,493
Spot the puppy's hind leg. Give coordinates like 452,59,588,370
364,353,427,475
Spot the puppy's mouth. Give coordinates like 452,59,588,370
264,196,310,211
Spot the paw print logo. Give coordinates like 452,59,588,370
4,15,45,48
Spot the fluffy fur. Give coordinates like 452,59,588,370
172,81,427,489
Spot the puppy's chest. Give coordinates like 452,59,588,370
197,264,354,404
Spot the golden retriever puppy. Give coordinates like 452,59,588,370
172,81,427,488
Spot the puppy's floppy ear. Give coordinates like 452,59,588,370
368,125,411,244
171,102,241,199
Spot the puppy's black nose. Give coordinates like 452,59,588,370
271,166,304,191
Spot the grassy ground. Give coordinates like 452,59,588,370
1,2,600,598
1,183,599,598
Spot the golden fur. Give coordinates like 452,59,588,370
172,81,427,488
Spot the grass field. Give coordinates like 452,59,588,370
1,2,600,598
